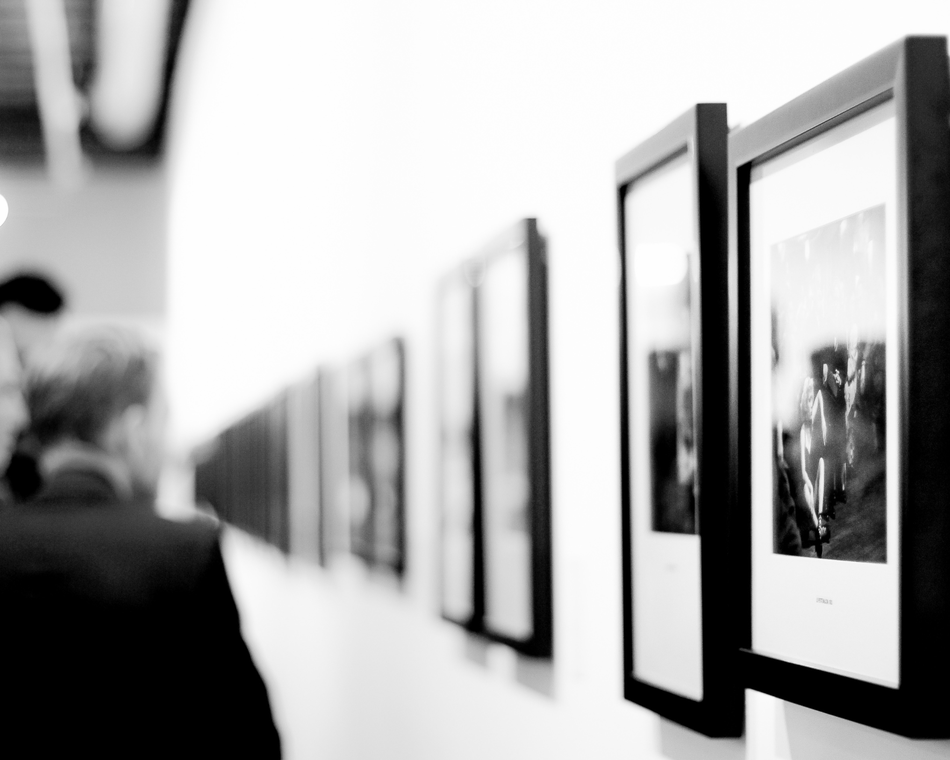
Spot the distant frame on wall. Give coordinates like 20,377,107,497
437,264,484,630
617,104,742,736
732,36,950,737
347,338,407,576
367,337,407,575
266,392,290,554
475,218,552,658
287,374,323,564
318,366,350,560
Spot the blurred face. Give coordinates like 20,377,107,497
0,328,28,473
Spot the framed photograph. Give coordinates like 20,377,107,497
617,104,741,736
235,412,259,539
251,409,269,542
732,37,950,736
367,338,406,574
437,264,483,629
347,340,406,574
318,366,351,559
194,398,290,550
476,218,552,658
347,356,375,562
266,393,290,553
287,375,323,563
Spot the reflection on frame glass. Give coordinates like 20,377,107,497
627,155,699,538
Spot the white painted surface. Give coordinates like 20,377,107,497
166,2,950,759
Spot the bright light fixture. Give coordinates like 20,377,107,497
0,194,8,227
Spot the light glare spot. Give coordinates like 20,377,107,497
634,243,688,288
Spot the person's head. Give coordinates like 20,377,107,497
26,325,166,498
0,317,28,474
0,272,67,363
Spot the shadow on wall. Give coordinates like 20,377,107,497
659,720,744,760
782,703,950,760
463,632,555,699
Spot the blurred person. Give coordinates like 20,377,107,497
0,271,66,362
0,317,28,505
0,271,67,500
0,325,281,758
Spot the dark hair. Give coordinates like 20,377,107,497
0,273,66,315
26,326,158,447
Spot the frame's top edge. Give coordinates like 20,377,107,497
729,36,942,165
616,104,726,186
472,217,538,265
436,218,538,289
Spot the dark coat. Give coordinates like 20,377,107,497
0,467,281,758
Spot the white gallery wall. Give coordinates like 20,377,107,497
0,164,166,323
166,2,950,759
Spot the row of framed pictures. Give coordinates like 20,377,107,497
194,394,291,552
437,218,553,658
194,218,555,659
194,32,950,740
617,36,950,738
194,338,407,575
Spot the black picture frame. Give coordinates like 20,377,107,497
731,37,950,737
318,366,350,561
287,375,323,564
348,355,375,562
617,105,741,737
367,338,407,575
437,263,484,631
347,339,407,576
192,394,293,554
266,392,290,553
475,218,552,658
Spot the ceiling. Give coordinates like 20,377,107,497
0,0,189,166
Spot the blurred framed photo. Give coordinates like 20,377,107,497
318,366,350,560
287,374,323,563
266,393,290,553
347,355,375,562
437,266,483,629
347,340,406,575
733,36,950,736
367,338,406,574
476,219,551,658
617,104,741,736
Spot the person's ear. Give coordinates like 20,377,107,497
122,404,149,458
101,404,148,458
